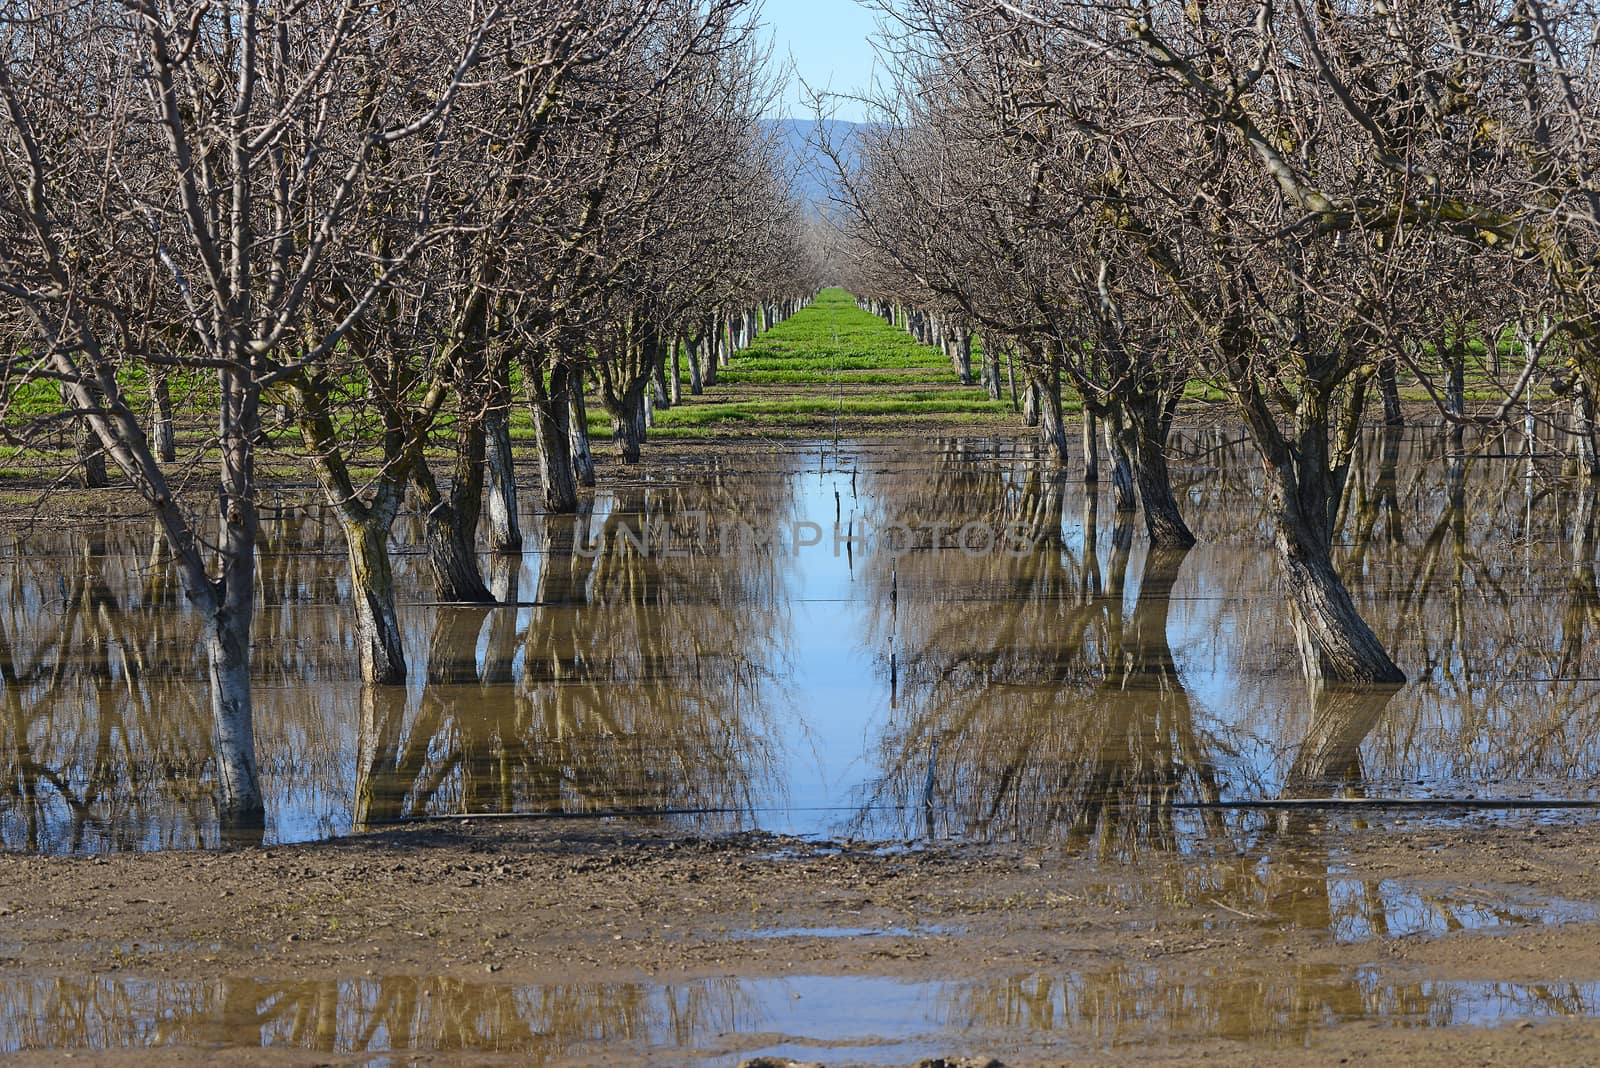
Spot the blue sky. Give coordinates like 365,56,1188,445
763,0,880,121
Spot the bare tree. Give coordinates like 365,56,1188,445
0,0,488,818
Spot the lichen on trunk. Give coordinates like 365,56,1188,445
1259,389,1405,685
522,355,580,514
484,408,522,554
1103,416,1136,513
1118,393,1195,548
1030,369,1070,466
410,453,493,604
341,514,408,684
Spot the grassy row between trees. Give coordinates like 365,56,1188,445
595,287,1020,440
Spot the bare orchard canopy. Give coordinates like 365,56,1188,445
0,0,1598,823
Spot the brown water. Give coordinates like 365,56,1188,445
1,841,1594,1061
6,428,1600,1061
2,428,1599,854
4,967,1599,1063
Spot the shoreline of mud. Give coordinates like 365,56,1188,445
5,423,1600,1064
4,813,1600,1064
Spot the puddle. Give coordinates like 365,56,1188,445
1063,852,1600,945
726,925,960,940
3,967,1597,1062
1278,880,1599,943
4,433,1600,855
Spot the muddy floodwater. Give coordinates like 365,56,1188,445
6,428,1599,851
9,967,1600,1064
4,428,1600,1065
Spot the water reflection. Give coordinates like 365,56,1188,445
0,527,232,853
0,973,757,1060
3,967,1597,1060
3,432,1600,853
351,476,796,830
945,966,1600,1047
855,504,1225,849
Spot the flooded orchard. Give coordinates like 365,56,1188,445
3,431,1600,1066
11,0,1600,1057
4,431,1599,851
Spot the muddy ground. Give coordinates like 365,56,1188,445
2,417,1592,1063
3,813,1600,1065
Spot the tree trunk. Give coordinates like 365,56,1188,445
1022,379,1041,428
1007,345,1019,411
1104,416,1136,513
410,455,493,603
702,318,720,386
210,370,265,835
287,377,414,683
1378,358,1403,428
982,337,1003,401
527,363,579,514
431,398,494,602
687,333,704,395
651,349,671,412
1033,373,1070,466
566,364,596,488
149,369,176,463
1206,336,1403,683
77,421,109,487
1572,387,1599,479
64,383,110,487
535,404,579,512
206,607,265,834
1131,441,1194,548
1081,411,1100,483
1274,496,1404,684
1244,384,1405,684
484,408,522,553
952,329,973,385
1123,396,1196,548
611,382,646,465
1447,347,1466,457
339,514,407,684
671,337,683,405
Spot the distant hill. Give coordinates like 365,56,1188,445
764,118,865,215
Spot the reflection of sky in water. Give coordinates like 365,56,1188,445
5,968,1600,1061
4,434,1600,853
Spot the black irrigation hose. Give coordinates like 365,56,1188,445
384,797,1600,825
1177,798,1600,810
387,807,743,824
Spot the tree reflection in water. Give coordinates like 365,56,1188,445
3,967,1598,1057
1,459,798,849
354,467,796,828
4,434,1600,852
854,442,1225,852
938,965,1600,1048
0,973,757,1060
850,439,1589,993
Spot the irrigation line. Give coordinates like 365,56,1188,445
386,807,744,825
1173,798,1600,810
383,797,1600,826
